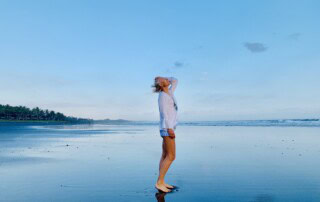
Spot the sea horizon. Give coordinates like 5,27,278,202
1,118,320,128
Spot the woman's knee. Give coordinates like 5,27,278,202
167,153,176,161
163,137,176,161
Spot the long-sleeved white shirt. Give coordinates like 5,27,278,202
158,77,178,130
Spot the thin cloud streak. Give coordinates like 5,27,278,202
244,42,268,53
288,32,301,40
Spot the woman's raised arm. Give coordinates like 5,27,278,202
166,77,178,93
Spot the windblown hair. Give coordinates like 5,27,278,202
151,79,163,93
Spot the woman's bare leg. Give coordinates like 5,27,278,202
159,138,174,189
155,136,176,192
159,140,166,171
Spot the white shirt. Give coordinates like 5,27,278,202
158,77,178,130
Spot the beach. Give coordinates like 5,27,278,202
1,123,320,201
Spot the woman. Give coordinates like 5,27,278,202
152,76,179,193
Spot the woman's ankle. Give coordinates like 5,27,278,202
156,179,165,185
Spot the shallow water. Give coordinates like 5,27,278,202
1,123,320,201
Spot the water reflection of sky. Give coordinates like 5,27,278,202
1,124,320,201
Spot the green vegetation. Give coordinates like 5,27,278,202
0,104,93,123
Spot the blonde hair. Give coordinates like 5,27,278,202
151,78,163,93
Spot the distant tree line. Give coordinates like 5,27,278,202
0,104,93,123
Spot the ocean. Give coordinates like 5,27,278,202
0,122,320,201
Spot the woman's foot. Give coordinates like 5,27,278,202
164,183,174,189
155,183,171,193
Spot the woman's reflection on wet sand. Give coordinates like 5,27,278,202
155,186,179,202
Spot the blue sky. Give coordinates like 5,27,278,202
1,0,319,121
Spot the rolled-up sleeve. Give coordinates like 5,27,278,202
159,95,174,129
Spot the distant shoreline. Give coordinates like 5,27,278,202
0,119,133,124
0,120,69,123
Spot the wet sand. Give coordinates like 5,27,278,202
1,123,320,201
